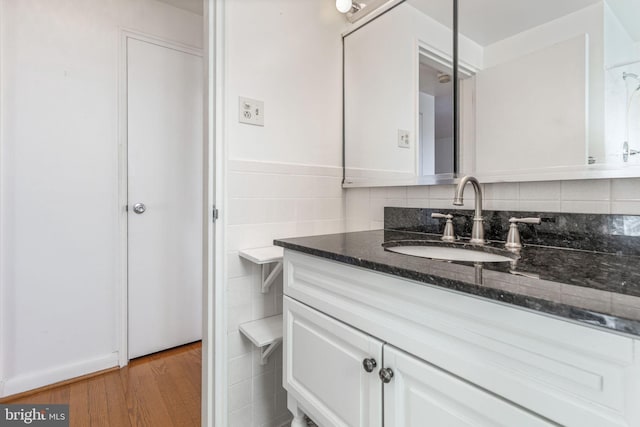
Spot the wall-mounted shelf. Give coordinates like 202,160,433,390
238,246,284,293
239,314,283,365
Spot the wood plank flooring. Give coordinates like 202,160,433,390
5,341,201,427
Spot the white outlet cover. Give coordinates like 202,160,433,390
238,96,265,126
397,129,410,148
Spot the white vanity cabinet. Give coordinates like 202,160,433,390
285,296,555,427
282,250,640,427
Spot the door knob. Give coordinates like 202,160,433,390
133,203,146,214
379,367,394,383
362,358,377,373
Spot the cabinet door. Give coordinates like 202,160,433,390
383,345,555,427
284,296,383,427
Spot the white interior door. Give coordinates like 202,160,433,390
127,37,203,359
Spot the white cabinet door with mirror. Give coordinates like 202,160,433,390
344,0,457,185
343,0,640,186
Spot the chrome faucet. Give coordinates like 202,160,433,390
453,176,485,244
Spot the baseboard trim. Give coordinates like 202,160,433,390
0,352,119,399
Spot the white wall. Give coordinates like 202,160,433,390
225,0,342,167
0,0,202,397
222,0,344,425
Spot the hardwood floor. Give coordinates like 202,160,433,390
5,342,201,427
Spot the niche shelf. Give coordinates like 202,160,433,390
238,246,284,293
239,314,283,365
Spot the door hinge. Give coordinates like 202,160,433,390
212,207,219,222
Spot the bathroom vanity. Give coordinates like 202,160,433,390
275,210,640,427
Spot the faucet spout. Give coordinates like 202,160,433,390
453,176,485,244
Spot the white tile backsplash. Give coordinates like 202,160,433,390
518,199,562,212
229,353,253,386
226,160,345,425
611,200,640,214
229,379,252,413
561,179,610,201
519,181,562,200
252,348,276,377
407,185,429,199
484,182,519,200
227,252,257,279
227,303,252,333
369,197,386,222
229,404,253,427
228,277,253,309
252,395,278,427
484,199,519,211
228,331,254,359
429,198,457,210
611,178,640,200
560,200,611,214
251,289,277,319
252,371,277,401
429,184,456,199
344,178,640,232
406,198,429,208
385,186,408,199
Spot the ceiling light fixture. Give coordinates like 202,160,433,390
336,0,362,14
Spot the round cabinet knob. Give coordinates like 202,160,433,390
362,358,377,373
379,368,394,384
133,203,146,214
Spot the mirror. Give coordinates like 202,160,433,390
343,0,455,185
343,0,640,187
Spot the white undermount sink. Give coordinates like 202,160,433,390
385,245,513,263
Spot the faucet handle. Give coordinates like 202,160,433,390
431,213,452,219
505,217,541,250
431,213,456,242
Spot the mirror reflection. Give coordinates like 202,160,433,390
343,0,640,187
459,0,640,177
418,54,454,175
343,0,454,184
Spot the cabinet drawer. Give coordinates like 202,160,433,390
283,296,383,427
284,250,640,427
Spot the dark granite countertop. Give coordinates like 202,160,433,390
275,229,640,338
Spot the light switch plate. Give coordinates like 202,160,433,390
397,129,410,148
238,97,265,126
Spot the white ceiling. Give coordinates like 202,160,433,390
408,0,603,46
155,0,203,16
